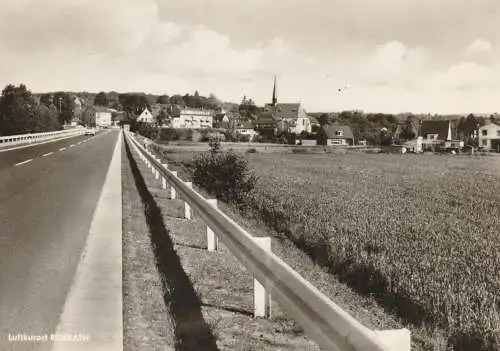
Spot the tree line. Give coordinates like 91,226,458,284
0,84,71,136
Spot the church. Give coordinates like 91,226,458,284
260,76,313,135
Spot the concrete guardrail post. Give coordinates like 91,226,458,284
206,199,218,252
161,164,167,190
170,171,177,199
154,158,160,180
374,329,412,351
184,182,193,219
253,237,272,318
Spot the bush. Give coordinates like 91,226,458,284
193,147,258,204
246,148,257,153
200,129,210,142
133,123,158,139
159,128,193,142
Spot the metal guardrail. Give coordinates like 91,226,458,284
124,131,411,351
0,128,85,147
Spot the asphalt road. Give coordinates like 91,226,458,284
0,129,120,351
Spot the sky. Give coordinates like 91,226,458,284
0,0,499,114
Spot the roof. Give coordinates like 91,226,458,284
227,111,243,120
308,116,320,124
323,125,354,139
94,106,111,113
255,112,278,124
151,104,163,117
237,122,254,129
479,121,500,129
266,103,303,120
420,120,450,139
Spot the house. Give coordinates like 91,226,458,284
95,106,112,127
418,120,464,151
420,120,452,141
253,112,279,135
235,122,258,141
478,121,500,151
322,125,354,146
136,107,155,123
265,103,312,134
171,108,213,129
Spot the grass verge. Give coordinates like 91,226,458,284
128,138,322,350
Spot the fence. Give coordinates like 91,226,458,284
124,131,411,351
0,128,85,147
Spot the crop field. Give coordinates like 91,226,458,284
242,152,500,349
163,148,500,349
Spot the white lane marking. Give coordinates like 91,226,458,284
52,133,123,351
42,152,54,157
59,147,66,151
15,159,33,166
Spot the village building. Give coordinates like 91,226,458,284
171,107,214,129
95,106,112,127
136,107,155,123
322,125,354,146
478,121,500,151
262,77,313,134
235,121,258,141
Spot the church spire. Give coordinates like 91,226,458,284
271,75,277,106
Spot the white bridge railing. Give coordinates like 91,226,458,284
124,131,411,351
0,127,85,147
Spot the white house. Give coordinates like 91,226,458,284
136,107,155,123
172,108,213,129
478,121,500,151
235,122,258,141
95,107,112,127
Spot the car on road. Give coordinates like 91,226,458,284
84,128,96,136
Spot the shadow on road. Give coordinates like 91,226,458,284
125,140,219,351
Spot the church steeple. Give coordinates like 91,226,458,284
271,75,277,106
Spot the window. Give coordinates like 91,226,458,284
482,130,488,136
482,139,488,146
335,130,343,137
497,130,500,137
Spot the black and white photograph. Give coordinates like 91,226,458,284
0,1,499,350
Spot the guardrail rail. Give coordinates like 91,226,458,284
0,127,85,148
124,131,411,351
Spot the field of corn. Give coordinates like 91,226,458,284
164,149,500,349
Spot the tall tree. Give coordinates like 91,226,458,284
40,93,53,107
156,109,170,127
239,95,258,118
80,107,96,127
157,95,170,104
94,92,108,106
318,113,329,126
399,115,417,142
169,94,186,106
53,92,74,124
0,84,38,135
37,104,60,131
458,113,479,144
118,94,150,115
207,93,222,110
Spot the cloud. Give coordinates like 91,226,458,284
0,0,500,114
465,39,492,54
